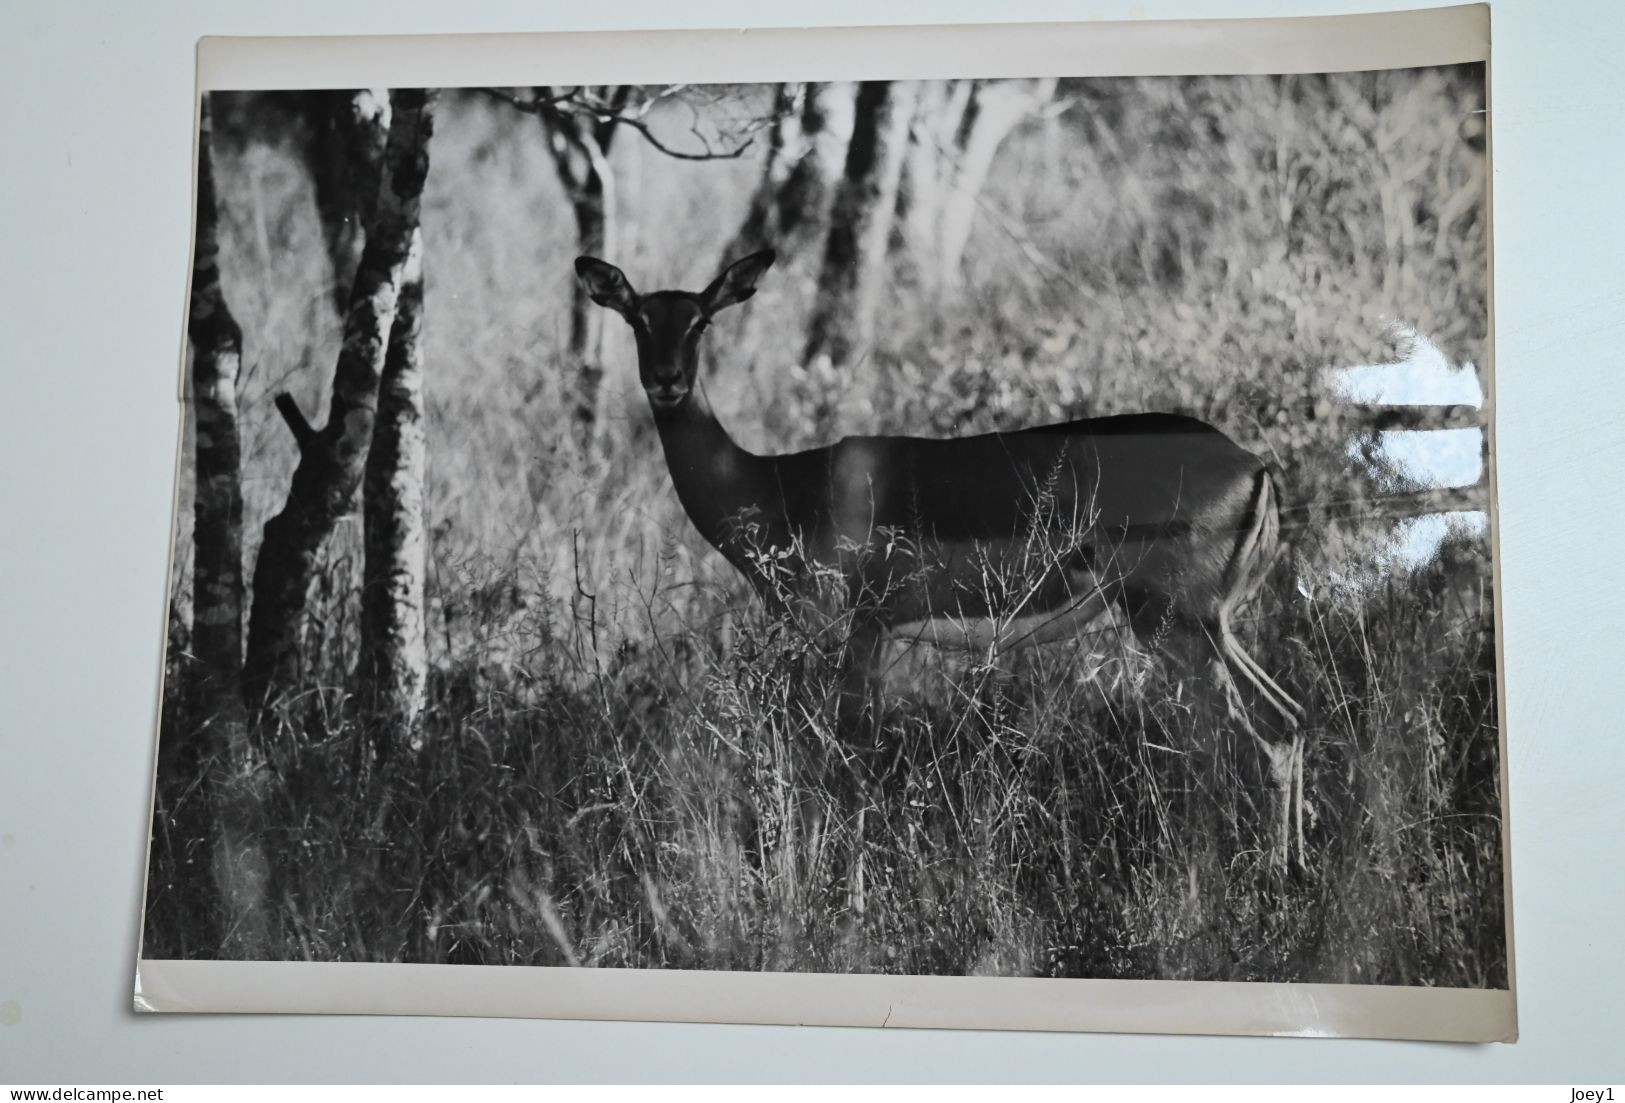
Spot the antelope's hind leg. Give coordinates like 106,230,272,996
1292,729,1307,864
1212,618,1307,877
1206,654,1291,877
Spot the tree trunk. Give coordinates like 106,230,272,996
726,83,798,262
897,80,973,275
359,227,429,758
183,94,272,957
935,79,1055,289
567,156,612,443
538,89,623,448
190,101,248,700
803,80,917,368
244,89,436,715
303,90,391,316
895,78,1056,296
726,83,837,264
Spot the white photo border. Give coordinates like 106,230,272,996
140,3,1512,1042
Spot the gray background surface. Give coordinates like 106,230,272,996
1,0,1620,1083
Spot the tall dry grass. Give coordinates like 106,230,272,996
145,68,1503,984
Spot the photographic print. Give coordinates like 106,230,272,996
137,9,1511,1038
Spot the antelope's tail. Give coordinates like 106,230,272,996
1222,464,1284,608
1217,464,1304,726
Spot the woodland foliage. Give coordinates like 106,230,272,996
147,70,1501,984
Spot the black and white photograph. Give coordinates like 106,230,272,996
138,12,1508,1036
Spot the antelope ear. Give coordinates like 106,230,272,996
575,256,639,318
701,249,776,314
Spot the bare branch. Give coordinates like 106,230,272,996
273,392,317,449
599,111,755,161
479,84,757,161
1280,482,1490,524
1361,403,1486,432
634,83,693,118
476,87,567,115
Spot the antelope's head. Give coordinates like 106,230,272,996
575,250,776,414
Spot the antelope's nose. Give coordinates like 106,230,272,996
647,368,688,407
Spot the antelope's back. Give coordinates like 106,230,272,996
823,412,1265,545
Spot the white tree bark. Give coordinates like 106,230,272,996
360,227,429,755
904,79,1057,293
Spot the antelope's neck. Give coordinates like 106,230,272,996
653,389,768,551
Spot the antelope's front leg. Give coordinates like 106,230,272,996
832,617,889,923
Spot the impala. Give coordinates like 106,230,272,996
577,249,1309,871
